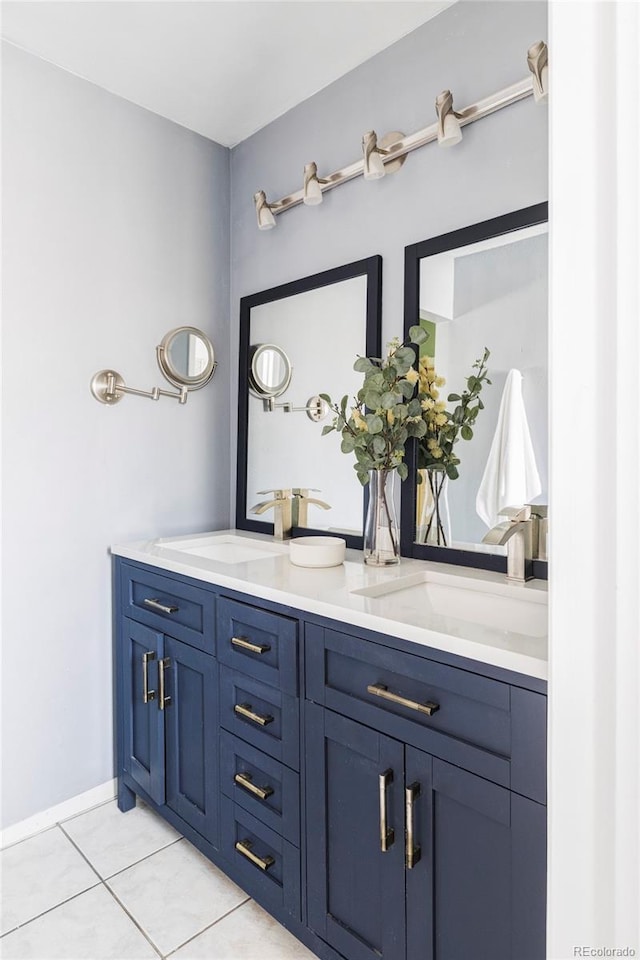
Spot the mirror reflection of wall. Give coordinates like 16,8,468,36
415,221,548,553
238,259,381,545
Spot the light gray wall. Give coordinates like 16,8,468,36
1,43,231,829
230,0,548,517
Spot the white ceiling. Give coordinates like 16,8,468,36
1,1,453,147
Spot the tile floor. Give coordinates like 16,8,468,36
1,799,317,960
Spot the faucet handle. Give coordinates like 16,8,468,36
527,503,548,518
292,488,321,497
257,489,291,500
498,505,532,522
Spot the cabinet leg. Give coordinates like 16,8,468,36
117,779,136,813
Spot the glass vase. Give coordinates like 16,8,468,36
417,468,451,547
364,468,400,566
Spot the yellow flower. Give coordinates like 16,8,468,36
421,398,434,411
427,438,438,450
351,408,365,429
434,401,446,412
405,368,419,385
435,376,446,387
420,355,435,371
430,386,440,399
432,446,443,459
435,412,448,426
386,409,395,425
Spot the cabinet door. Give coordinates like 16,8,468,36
164,635,218,846
306,704,405,960
122,619,165,805
405,748,546,960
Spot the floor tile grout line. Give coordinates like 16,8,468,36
58,823,109,884
59,819,183,883
103,836,184,882
0,878,103,939
102,882,164,959
163,896,252,958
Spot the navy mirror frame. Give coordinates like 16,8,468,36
236,255,382,550
400,203,549,580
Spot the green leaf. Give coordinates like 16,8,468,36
407,398,422,417
446,464,460,480
398,379,415,399
364,391,382,410
380,391,399,409
354,356,374,373
372,435,386,455
397,462,409,481
341,436,355,454
382,365,396,383
365,414,383,435
321,425,334,436
461,425,473,441
409,325,428,345
318,393,332,404
447,393,461,402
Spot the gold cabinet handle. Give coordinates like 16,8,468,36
142,651,156,704
158,657,171,710
234,772,274,801
143,598,178,615
234,703,274,727
367,683,440,717
235,839,275,871
405,781,421,870
231,636,271,655
379,769,394,852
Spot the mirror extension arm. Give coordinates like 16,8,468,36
90,369,188,405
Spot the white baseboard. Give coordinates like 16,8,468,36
1,779,117,849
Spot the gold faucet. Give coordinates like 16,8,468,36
250,489,292,540
482,505,534,582
291,488,331,528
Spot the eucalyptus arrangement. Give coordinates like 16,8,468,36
321,330,490,561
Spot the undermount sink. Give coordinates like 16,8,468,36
351,571,547,638
155,534,285,565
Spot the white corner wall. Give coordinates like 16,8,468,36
1,43,231,829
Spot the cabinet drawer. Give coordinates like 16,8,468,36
220,731,299,845
220,797,300,919
217,597,298,694
219,666,299,770
121,563,215,653
306,626,513,788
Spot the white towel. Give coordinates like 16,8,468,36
476,369,542,528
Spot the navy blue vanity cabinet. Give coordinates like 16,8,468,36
305,622,547,960
117,561,219,848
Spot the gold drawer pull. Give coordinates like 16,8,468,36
405,781,421,869
235,839,275,871
143,598,178,615
234,703,274,727
158,657,171,710
142,651,156,704
231,636,271,655
367,683,440,717
234,772,274,801
379,769,394,852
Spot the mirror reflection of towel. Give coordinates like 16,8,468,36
476,369,541,528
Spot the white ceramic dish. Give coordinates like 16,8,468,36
289,536,346,568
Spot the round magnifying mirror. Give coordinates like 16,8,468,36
157,327,216,390
249,344,292,398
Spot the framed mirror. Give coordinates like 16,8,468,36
401,203,548,578
157,326,216,389
236,256,382,548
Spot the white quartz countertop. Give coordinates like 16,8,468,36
111,529,548,681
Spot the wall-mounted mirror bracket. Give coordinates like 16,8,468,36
90,327,216,407
262,395,329,421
